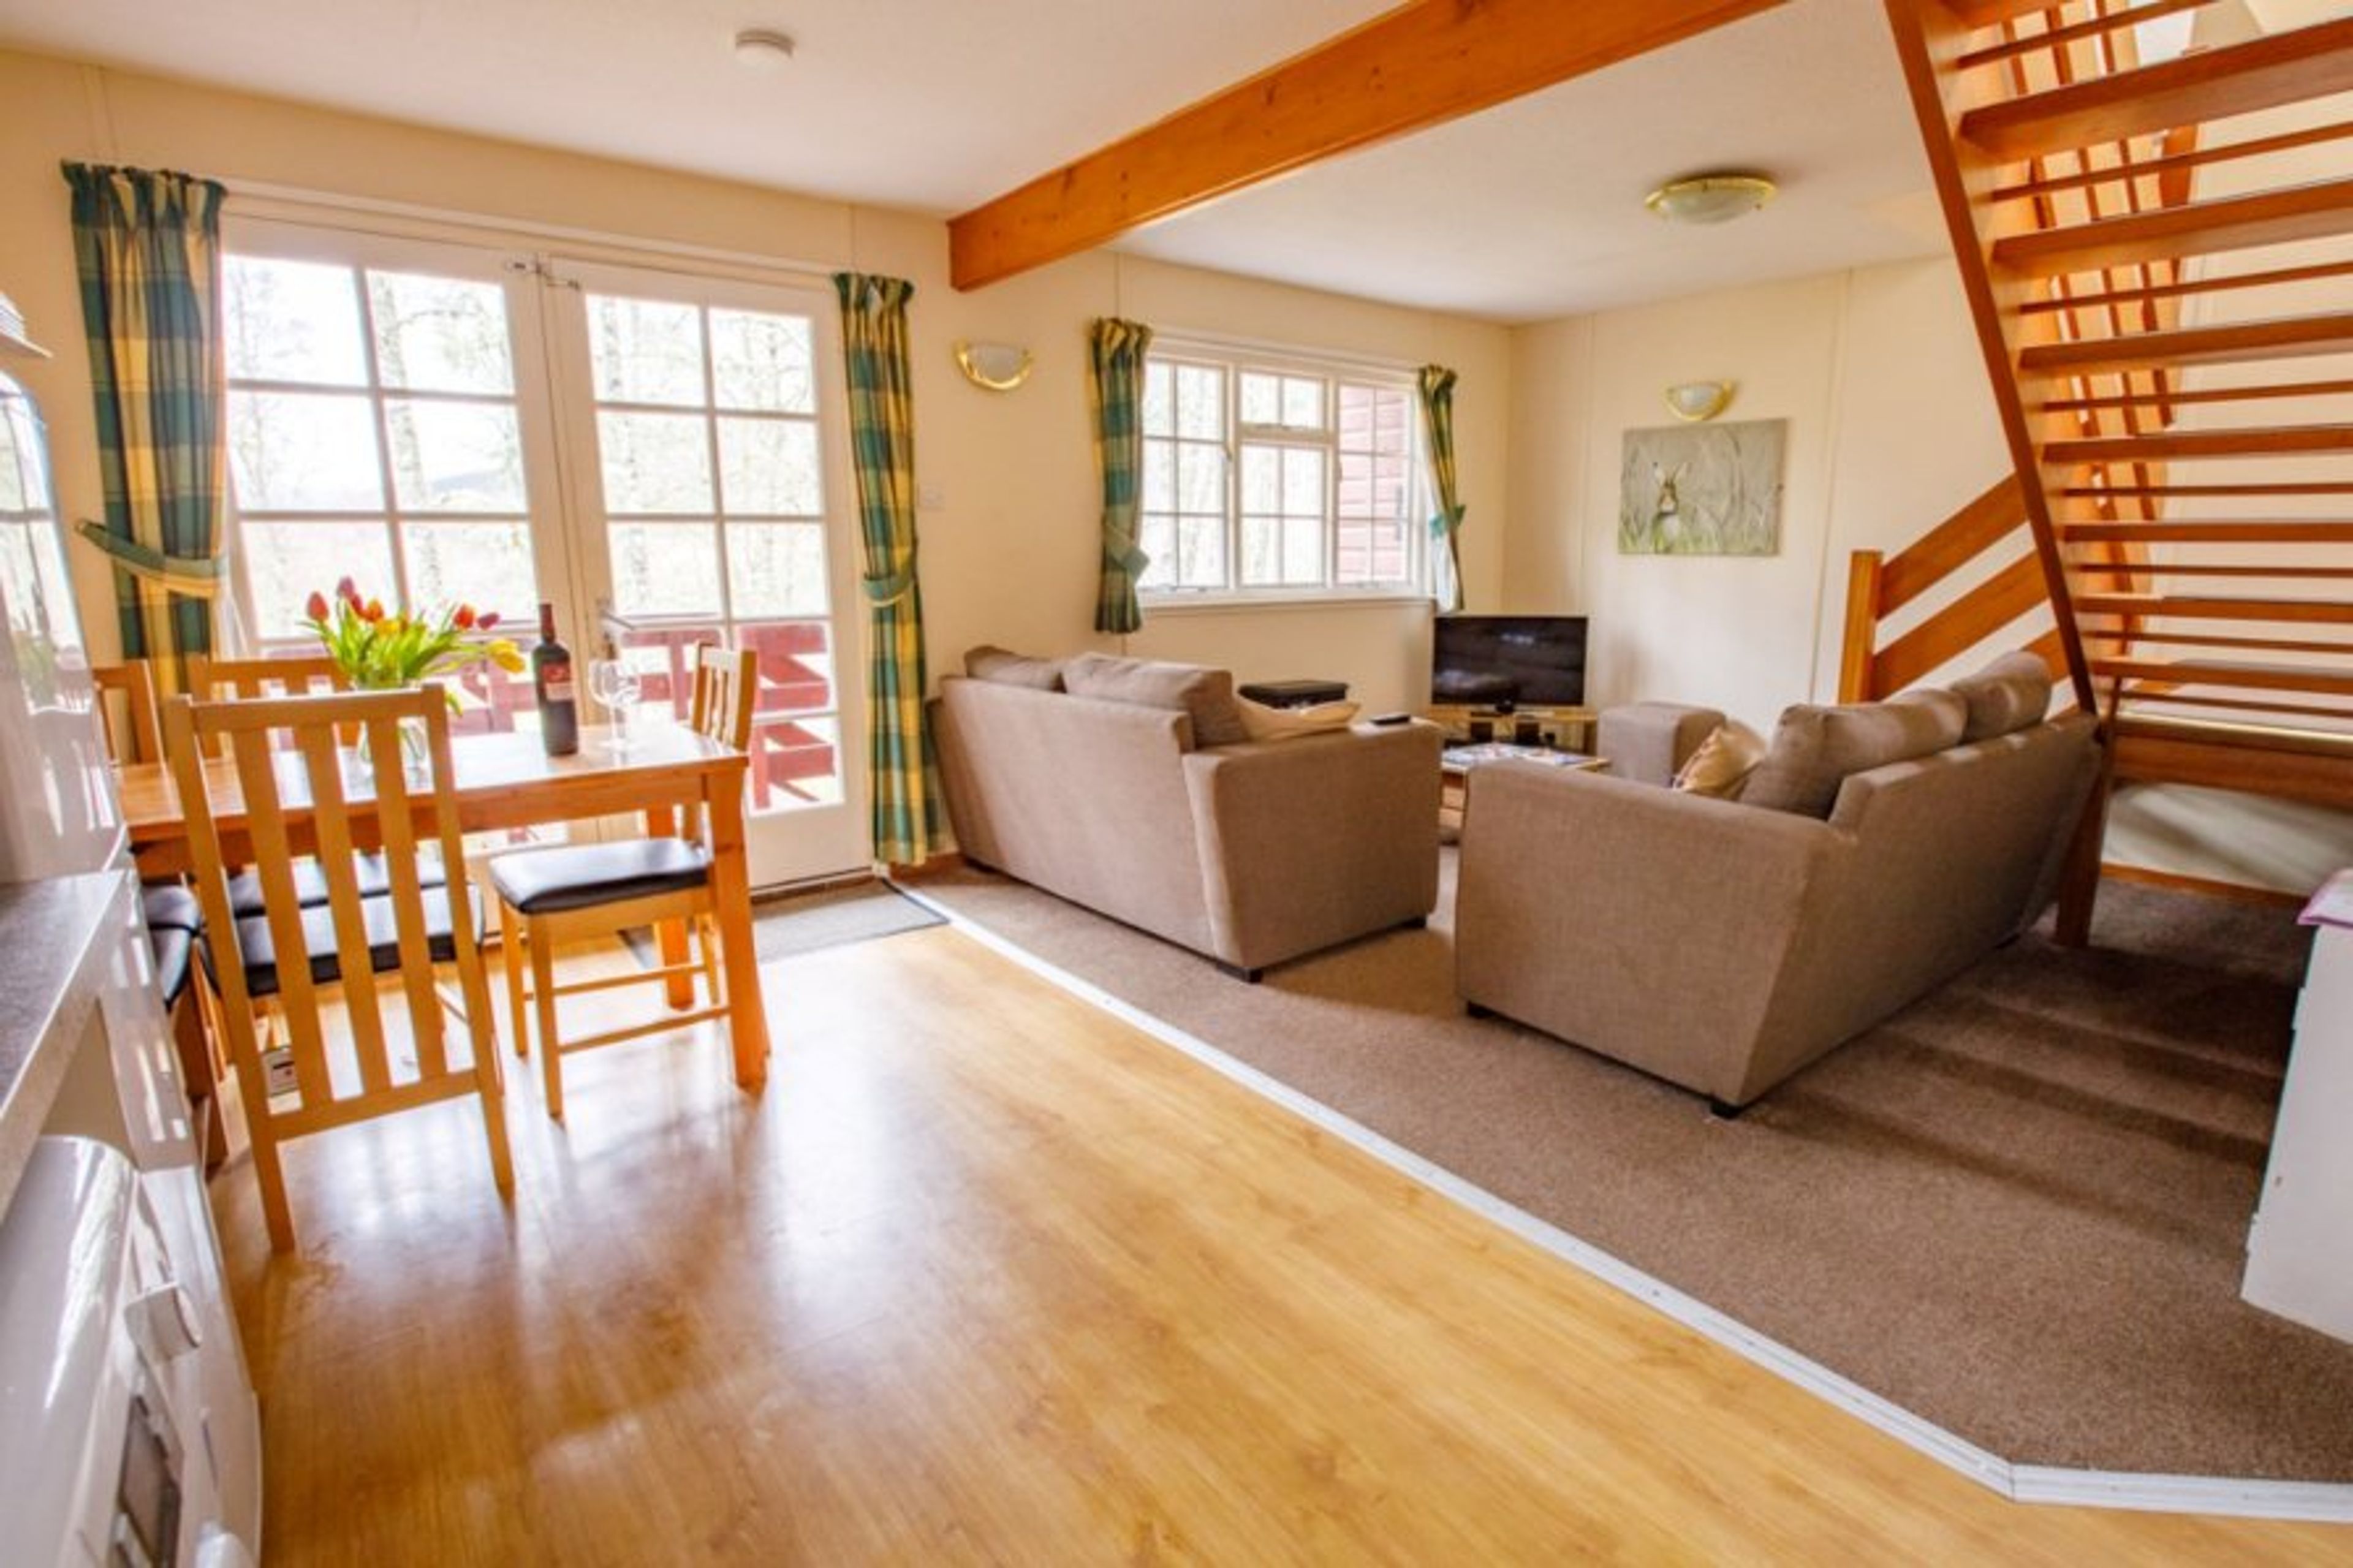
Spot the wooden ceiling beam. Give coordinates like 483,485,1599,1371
946,0,1788,291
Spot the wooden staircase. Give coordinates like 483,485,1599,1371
1881,0,2353,811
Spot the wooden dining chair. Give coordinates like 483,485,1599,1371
94,656,236,1166
91,657,164,765
488,644,757,1121
165,683,513,1251
184,654,450,915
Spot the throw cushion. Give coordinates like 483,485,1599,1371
1740,689,1968,819
1949,650,2054,742
1672,719,1768,799
1063,653,1251,747
964,645,1064,691
1236,697,1361,743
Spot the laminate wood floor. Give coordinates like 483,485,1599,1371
217,927,2353,1564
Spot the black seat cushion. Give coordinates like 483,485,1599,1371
227,852,449,919
208,885,484,1000
141,880,205,935
489,838,712,916
148,925,194,1010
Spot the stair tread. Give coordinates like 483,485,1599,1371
1961,15,2353,161
2019,312,2353,373
2114,713,2353,755
1994,177,2353,274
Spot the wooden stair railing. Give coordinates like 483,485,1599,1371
1877,0,2353,861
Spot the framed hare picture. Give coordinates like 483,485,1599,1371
1618,419,1786,556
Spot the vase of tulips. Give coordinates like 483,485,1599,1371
303,578,527,772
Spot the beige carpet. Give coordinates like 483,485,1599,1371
912,855,2353,1483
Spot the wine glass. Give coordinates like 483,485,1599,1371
589,657,641,756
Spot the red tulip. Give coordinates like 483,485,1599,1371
362,598,385,623
476,611,500,631
453,604,477,630
336,576,359,605
305,589,330,622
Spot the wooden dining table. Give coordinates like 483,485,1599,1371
116,722,770,1090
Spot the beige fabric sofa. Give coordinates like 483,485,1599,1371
933,673,1442,979
1455,702,2098,1110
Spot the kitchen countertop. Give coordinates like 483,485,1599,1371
0,870,127,1216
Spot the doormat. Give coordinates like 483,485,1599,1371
624,880,944,967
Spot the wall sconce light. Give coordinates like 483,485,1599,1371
1664,381,1736,422
1644,173,1777,225
953,341,1033,392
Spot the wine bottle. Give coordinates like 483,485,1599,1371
532,601,580,756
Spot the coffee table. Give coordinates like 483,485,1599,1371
1440,743,1607,841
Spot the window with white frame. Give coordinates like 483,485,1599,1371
1138,345,1423,599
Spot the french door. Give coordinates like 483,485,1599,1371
222,221,869,887
541,260,867,888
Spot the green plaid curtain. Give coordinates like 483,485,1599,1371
1087,317,1154,634
833,273,945,866
64,163,230,691
1417,365,1466,614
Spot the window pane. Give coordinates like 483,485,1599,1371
613,624,720,721
243,521,396,638
1175,365,1224,439
224,257,366,387
1239,516,1279,586
1239,372,1279,426
1143,440,1175,512
1241,445,1279,513
1176,515,1225,588
711,310,814,414
1284,516,1322,583
726,522,828,618
384,400,525,512
229,391,383,511
597,411,713,514
1142,362,1173,435
368,272,514,395
741,620,835,714
609,521,722,616
587,295,704,406
716,417,822,516
1137,515,1175,589
1176,444,1224,513
1281,377,1325,429
1283,447,1326,514
751,713,843,812
402,521,537,622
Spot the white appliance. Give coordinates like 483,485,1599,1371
0,1138,254,1567
0,335,260,1559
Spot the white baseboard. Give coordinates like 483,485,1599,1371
896,885,2353,1526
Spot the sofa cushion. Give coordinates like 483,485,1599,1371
1740,689,1967,819
964,645,1065,691
1949,650,2055,742
1672,719,1768,799
1236,697,1361,743
1063,653,1251,747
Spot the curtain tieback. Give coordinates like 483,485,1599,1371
74,520,227,596
860,567,917,607
1428,504,1468,540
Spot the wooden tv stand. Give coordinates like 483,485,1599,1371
1425,703,1597,754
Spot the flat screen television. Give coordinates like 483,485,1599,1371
1431,615,1588,710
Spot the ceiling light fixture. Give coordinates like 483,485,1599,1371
733,27,797,65
1645,172,1777,225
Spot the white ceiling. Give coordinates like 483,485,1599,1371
0,0,1950,322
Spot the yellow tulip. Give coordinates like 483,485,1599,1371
488,638,526,674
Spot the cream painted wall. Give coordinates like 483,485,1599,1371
1504,257,2008,730
0,47,1507,718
